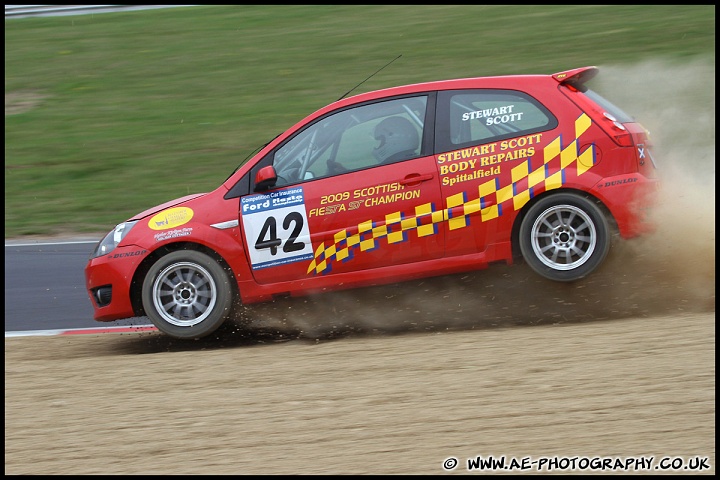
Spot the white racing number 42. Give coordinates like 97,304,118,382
241,187,314,270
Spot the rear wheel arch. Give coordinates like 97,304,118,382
512,189,617,257
511,189,619,280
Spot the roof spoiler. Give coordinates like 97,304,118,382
552,66,599,87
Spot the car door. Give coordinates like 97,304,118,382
434,89,559,257
241,95,445,285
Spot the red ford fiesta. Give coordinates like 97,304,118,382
85,66,659,339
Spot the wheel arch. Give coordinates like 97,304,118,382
129,241,239,317
510,188,619,262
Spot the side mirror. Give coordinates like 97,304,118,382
254,165,277,192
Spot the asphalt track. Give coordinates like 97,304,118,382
4,238,156,337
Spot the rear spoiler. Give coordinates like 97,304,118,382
552,66,599,88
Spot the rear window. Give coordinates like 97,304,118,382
582,89,635,123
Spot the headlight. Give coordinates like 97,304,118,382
90,221,138,259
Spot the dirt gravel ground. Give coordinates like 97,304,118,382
4,310,716,475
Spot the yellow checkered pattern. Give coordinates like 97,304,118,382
307,114,595,275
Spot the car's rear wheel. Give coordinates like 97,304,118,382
519,193,610,282
141,250,234,339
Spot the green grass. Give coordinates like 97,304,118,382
4,5,715,237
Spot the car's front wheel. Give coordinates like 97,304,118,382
141,250,234,339
519,193,611,282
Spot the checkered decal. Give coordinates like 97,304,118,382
307,114,595,275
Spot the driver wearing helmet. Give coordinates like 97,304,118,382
326,115,419,175
372,116,419,164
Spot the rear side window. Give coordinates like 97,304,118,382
436,89,557,153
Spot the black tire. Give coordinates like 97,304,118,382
141,250,234,340
519,193,611,282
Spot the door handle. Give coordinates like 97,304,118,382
400,173,434,186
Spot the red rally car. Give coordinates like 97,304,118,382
85,66,659,340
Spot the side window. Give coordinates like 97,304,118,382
272,96,427,187
436,90,557,153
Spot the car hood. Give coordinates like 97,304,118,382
128,193,207,221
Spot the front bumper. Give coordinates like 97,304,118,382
85,245,149,322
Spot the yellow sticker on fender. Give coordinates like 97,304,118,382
148,207,194,230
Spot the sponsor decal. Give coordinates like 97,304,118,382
110,249,147,259
437,133,543,187
597,177,638,188
241,187,314,270
462,104,525,126
148,207,194,230
154,227,192,242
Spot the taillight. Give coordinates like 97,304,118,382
599,112,633,147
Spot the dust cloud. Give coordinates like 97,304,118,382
243,57,715,341
595,57,715,307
